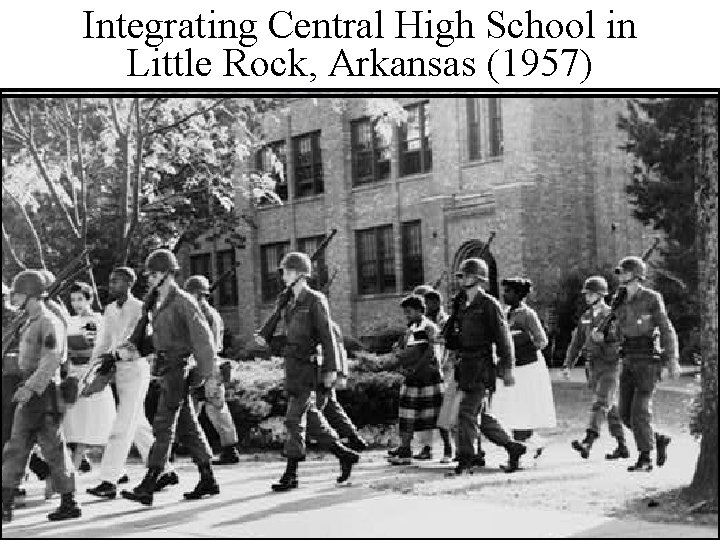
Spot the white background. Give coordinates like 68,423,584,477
1,0,718,89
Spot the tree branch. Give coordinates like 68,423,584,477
65,127,81,226
141,97,163,129
2,220,26,271
144,98,229,137
76,97,88,244
2,183,46,269
6,98,81,238
109,98,125,137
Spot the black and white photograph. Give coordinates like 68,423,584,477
1,94,717,538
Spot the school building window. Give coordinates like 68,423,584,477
215,249,238,306
189,253,212,281
261,241,290,302
293,131,323,198
256,140,288,201
356,225,396,295
351,118,391,185
467,97,503,161
402,221,424,291
399,102,432,177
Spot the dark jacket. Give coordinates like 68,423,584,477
151,283,216,380
281,287,339,394
395,317,442,386
612,285,678,364
453,289,515,392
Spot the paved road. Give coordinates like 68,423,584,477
3,452,716,538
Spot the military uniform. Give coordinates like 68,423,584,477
614,284,678,465
454,289,519,467
565,302,626,451
122,274,219,505
2,301,22,450
196,298,240,462
146,284,216,470
307,321,367,452
282,287,346,459
1,301,77,521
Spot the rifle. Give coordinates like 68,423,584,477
128,272,170,357
442,230,497,350
320,267,339,297
578,237,662,358
257,228,338,343
431,270,448,291
209,262,241,294
2,250,90,358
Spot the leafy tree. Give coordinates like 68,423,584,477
689,98,718,507
618,98,705,362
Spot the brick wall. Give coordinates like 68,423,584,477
190,97,652,345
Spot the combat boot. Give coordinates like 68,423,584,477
121,468,161,506
501,441,527,473
154,471,179,492
471,451,486,468
272,458,301,492
29,453,50,480
453,458,474,475
331,442,360,483
627,451,653,472
213,446,241,465
413,446,433,461
605,440,630,460
572,431,598,459
655,433,671,467
2,488,14,523
184,463,220,500
388,446,412,466
47,493,81,521
346,434,369,453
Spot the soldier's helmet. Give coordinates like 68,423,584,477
184,275,211,296
582,276,609,295
112,266,137,286
38,269,56,289
145,249,180,273
279,252,312,276
11,270,47,298
455,258,489,282
614,256,647,280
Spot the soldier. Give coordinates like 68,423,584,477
563,276,628,461
613,256,680,472
450,258,526,474
257,252,359,492
1,270,80,522
121,250,220,506
184,275,241,465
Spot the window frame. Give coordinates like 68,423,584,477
401,220,424,291
215,249,238,307
399,101,432,177
356,225,396,295
260,241,291,302
292,131,323,198
256,140,288,202
351,117,392,185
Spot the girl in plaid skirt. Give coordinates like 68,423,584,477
388,295,444,465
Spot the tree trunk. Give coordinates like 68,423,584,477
689,99,718,505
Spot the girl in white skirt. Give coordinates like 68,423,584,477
62,282,116,472
490,278,556,457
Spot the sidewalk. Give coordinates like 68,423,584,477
2,458,716,538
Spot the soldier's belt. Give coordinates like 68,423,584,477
69,355,92,366
621,336,655,354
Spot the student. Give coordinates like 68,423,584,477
62,282,115,472
490,278,557,458
388,295,444,465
